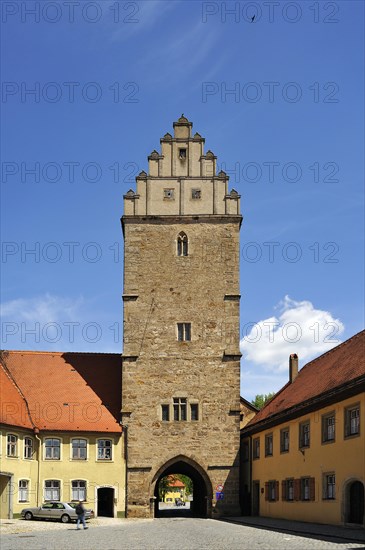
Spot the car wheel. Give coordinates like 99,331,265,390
24,512,33,520
61,514,70,523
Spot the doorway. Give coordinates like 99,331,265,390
347,481,364,524
97,487,114,517
252,481,260,516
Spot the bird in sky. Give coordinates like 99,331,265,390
251,15,256,22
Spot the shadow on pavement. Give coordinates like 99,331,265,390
218,517,365,546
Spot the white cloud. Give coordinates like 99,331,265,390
1,293,84,325
240,295,345,374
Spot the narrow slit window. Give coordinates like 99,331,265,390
173,398,187,421
177,232,188,257
191,404,199,421
177,323,191,342
162,405,170,421
179,148,187,160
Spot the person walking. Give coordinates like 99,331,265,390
75,501,88,530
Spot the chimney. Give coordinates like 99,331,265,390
289,354,298,383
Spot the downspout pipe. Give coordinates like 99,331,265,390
34,429,41,506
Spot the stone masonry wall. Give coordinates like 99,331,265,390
122,218,241,517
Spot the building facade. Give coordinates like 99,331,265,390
0,351,125,519
241,331,365,527
121,115,242,518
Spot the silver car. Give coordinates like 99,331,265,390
21,502,93,523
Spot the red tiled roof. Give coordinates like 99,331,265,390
167,476,185,488
246,330,365,429
0,363,33,429
1,351,122,433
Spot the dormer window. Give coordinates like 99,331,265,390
177,232,188,256
179,148,187,160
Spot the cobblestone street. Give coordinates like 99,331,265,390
1,517,364,550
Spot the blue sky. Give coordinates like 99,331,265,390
1,0,364,400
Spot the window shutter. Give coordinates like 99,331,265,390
265,482,269,501
310,477,315,501
294,479,300,501
275,481,279,502
281,480,286,501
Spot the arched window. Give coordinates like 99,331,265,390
177,232,188,257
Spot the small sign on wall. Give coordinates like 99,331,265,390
216,492,224,500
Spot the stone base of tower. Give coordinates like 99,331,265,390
126,504,152,519
125,462,241,519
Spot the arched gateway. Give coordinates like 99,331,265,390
121,116,242,519
152,455,212,518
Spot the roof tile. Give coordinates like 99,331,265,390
246,330,365,428
1,351,122,433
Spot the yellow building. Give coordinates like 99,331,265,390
241,331,365,527
240,397,259,429
0,351,125,519
163,476,186,503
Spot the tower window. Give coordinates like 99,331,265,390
177,323,191,342
179,148,187,160
161,405,170,421
192,189,201,199
177,232,188,256
190,404,199,421
164,188,175,200
173,398,187,421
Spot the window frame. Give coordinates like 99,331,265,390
44,479,61,501
266,480,279,502
253,437,260,459
282,478,294,501
280,427,290,453
44,437,61,460
323,473,336,500
163,188,175,200
19,479,29,502
71,438,87,461
190,403,199,421
97,439,113,461
7,433,18,457
265,433,273,457
299,421,310,449
173,398,187,421
161,404,170,422
71,480,87,502
177,323,191,342
191,188,201,199
179,148,187,160
177,232,188,257
24,436,34,460
344,404,360,438
300,477,315,501
322,412,336,443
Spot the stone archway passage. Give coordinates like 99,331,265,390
348,480,364,524
154,459,209,518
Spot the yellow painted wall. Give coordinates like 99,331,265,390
164,487,185,502
0,428,38,518
0,429,125,518
247,393,365,525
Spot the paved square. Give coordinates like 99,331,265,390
1,518,364,549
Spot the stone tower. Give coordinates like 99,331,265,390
121,115,242,518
